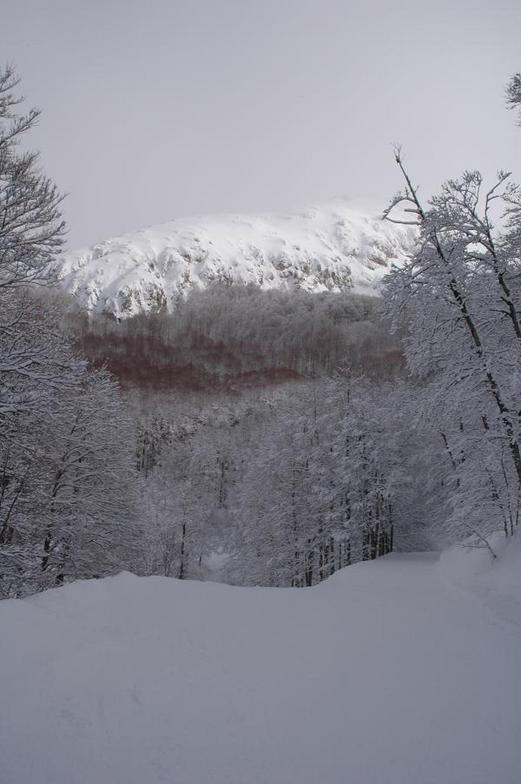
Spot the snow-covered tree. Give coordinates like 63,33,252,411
0,65,65,291
383,147,521,547
0,298,143,596
0,69,143,597
507,72,521,125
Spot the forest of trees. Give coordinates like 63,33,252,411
74,285,403,391
1,66,521,597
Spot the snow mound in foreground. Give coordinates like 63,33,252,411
57,198,413,317
1,550,521,784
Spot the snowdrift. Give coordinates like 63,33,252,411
1,547,520,784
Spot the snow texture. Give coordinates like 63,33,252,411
57,198,413,317
1,542,521,784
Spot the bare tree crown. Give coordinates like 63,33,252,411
0,65,66,290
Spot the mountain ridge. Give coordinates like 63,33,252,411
57,198,413,318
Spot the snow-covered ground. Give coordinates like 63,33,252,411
57,198,413,317
2,541,521,784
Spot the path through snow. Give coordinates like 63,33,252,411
1,551,520,784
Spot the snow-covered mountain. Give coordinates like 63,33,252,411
57,199,413,317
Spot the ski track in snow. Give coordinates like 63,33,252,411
1,551,521,784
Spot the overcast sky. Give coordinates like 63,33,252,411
2,0,520,248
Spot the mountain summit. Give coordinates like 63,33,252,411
57,199,413,317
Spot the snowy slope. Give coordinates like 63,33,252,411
2,546,521,784
57,199,413,317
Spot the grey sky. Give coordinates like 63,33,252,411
2,0,520,249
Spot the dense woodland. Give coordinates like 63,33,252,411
75,286,403,390
2,66,521,597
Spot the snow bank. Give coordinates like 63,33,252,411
439,530,521,627
56,198,413,317
1,553,521,784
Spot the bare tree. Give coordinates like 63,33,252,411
0,65,65,290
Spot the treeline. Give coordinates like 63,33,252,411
75,285,405,392
136,376,428,587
